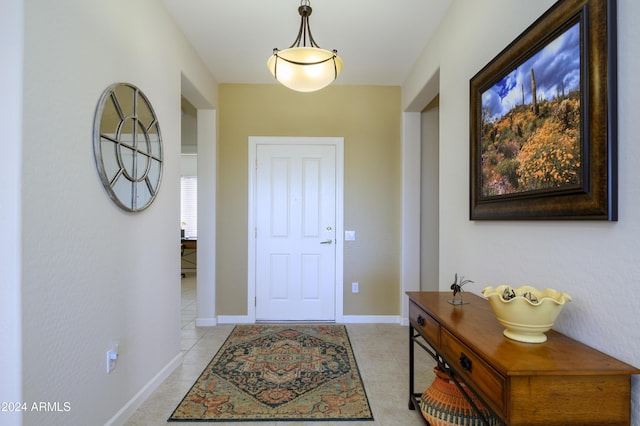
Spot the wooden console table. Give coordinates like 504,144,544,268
407,291,639,425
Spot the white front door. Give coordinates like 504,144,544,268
254,142,337,321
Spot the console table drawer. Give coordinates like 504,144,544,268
409,301,440,348
440,328,505,414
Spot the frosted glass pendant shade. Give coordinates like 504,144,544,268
267,47,343,92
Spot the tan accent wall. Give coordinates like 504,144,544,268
218,84,401,316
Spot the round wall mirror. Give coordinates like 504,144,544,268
93,82,163,212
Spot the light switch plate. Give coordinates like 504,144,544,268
345,230,356,241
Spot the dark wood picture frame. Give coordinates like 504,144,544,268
470,0,617,220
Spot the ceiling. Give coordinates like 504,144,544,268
162,0,452,87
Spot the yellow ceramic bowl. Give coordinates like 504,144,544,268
482,285,572,343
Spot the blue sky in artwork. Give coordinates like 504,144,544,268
482,22,580,122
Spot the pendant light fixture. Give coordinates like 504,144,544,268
267,0,343,92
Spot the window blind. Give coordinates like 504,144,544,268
180,176,197,239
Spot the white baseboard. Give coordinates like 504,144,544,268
340,315,400,324
195,317,217,327
217,315,254,324
105,352,183,426
216,315,402,325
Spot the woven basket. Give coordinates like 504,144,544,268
419,367,499,426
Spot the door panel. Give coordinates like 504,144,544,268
255,144,336,321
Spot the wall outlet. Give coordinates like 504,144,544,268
352,282,359,293
106,343,119,374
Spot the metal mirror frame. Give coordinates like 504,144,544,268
93,82,163,212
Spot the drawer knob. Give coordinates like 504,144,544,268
417,315,425,326
459,353,472,371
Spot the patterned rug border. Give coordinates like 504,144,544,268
168,324,374,422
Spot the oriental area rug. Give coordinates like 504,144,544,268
168,324,373,422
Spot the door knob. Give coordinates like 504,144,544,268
320,239,333,244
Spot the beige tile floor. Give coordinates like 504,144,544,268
124,273,436,425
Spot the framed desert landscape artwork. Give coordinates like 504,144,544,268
469,0,617,220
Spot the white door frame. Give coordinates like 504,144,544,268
248,136,344,323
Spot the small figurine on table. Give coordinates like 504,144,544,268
449,273,473,305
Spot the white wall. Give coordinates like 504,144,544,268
181,108,197,154
404,0,640,423
0,1,23,425
420,99,440,291
181,155,198,176
20,1,216,424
